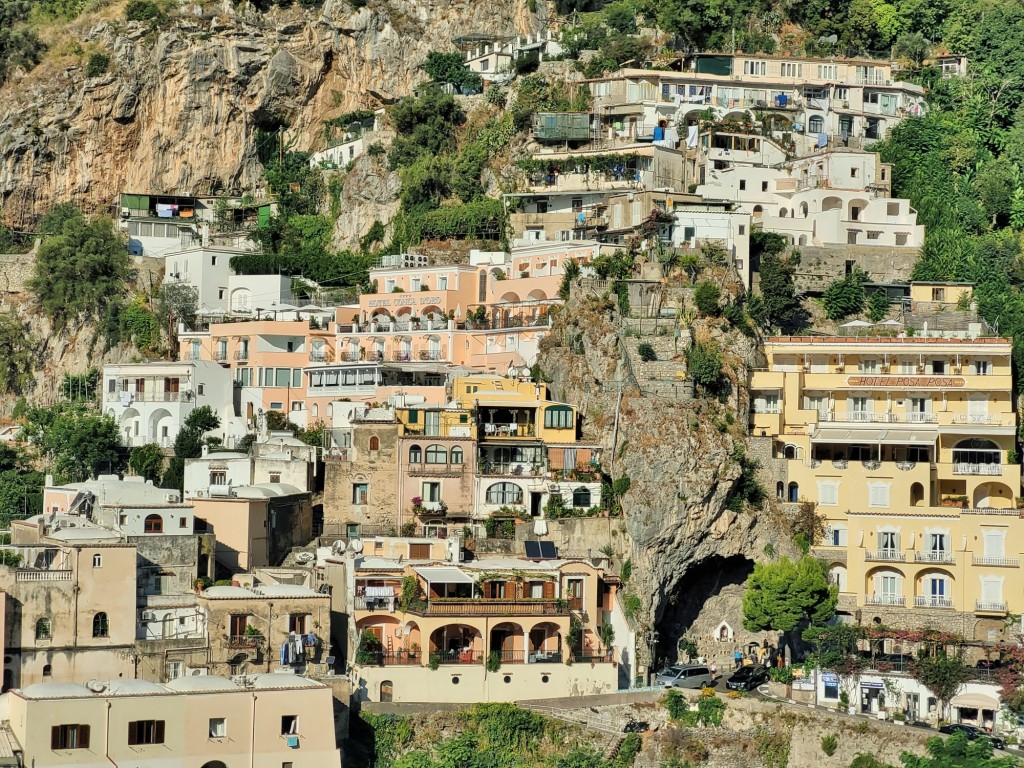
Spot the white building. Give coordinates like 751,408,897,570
101,360,237,448
184,433,316,500
308,109,387,169
226,274,299,316
697,139,924,249
459,31,562,84
163,246,241,313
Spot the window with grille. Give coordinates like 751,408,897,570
52,725,90,750
127,720,165,745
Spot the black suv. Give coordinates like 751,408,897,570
938,723,1006,750
726,664,769,691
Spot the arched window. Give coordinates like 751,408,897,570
42,664,52,677
93,612,109,638
369,436,380,452
572,487,591,508
144,514,163,533
409,445,422,464
35,618,51,640
953,438,1001,466
776,482,784,499
787,482,799,502
450,446,464,465
752,205,763,219
808,115,824,133
425,445,447,464
92,554,102,567
486,483,523,505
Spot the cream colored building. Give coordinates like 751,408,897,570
328,549,619,703
750,318,1022,638
0,538,137,690
0,674,341,767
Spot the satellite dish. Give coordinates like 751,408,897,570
331,540,346,556
349,539,364,553
295,552,315,563
86,680,106,693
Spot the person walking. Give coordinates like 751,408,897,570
734,649,742,669
710,660,718,679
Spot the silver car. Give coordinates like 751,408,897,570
655,664,715,689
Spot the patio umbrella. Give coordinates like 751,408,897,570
876,319,903,326
839,319,872,336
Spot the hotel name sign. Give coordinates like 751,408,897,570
846,376,966,388
367,295,443,308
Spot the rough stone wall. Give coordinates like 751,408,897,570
785,245,918,294
322,422,400,529
0,252,33,294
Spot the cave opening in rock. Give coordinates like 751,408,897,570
654,555,755,664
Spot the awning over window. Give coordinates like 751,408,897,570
413,567,475,585
811,428,936,445
951,692,999,710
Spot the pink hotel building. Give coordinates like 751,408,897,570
178,244,595,434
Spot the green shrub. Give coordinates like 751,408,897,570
616,733,642,764
820,734,838,756
686,340,723,393
486,651,502,672
664,688,688,720
623,593,642,623
822,269,867,321
354,629,382,664
620,559,632,582
85,52,109,77
696,695,725,726
612,476,631,496
125,0,162,21
637,342,657,361
693,281,721,316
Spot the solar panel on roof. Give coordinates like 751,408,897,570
539,541,557,559
524,540,541,558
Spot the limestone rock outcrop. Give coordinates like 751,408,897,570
0,0,539,228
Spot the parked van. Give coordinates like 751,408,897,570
654,664,715,689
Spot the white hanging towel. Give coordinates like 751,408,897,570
533,518,548,536
686,125,699,149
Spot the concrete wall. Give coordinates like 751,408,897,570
355,660,619,703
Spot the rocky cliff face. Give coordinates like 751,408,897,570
539,283,799,659
0,0,539,228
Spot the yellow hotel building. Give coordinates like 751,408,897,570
750,328,1023,639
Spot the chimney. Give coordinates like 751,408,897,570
201,445,209,457
45,474,54,487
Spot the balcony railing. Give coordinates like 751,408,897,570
227,634,263,648
106,391,189,403
494,650,525,664
865,594,905,606
234,349,249,361
976,600,1008,613
865,550,905,562
953,463,1002,476
914,596,954,609
408,463,468,476
822,411,937,424
952,414,1001,425
478,463,543,477
568,597,584,611
573,649,614,663
360,651,422,666
353,596,396,612
408,599,568,617
481,423,537,438
437,650,484,665
15,569,72,582
914,552,955,564
972,556,1019,567
529,651,563,663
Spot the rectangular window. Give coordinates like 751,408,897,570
210,470,226,486
352,483,368,505
880,531,899,551
409,543,431,559
817,481,839,506
761,181,769,192
869,484,890,508
411,278,421,291
976,360,989,375
52,724,91,750
288,615,307,634
209,718,226,738
293,369,302,388
858,359,878,373
743,60,766,76
166,661,183,680
438,276,448,290
275,368,291,387
817,64,837,79
127,720,165,746
281,716,299,736
739,179,746,191
929,533,946,553
829,526,847,546
544,407,573,430
422,482,441,502
229,614,247,636
932,360,945,374
781,62,802,77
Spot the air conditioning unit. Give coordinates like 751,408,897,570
842,100,849,108
141,611,156,623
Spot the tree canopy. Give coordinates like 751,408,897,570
742,555,837,633
420,51,481,93
22,402,124,483
28,206,130,332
